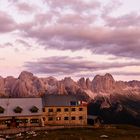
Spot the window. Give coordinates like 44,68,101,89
30,119,39,123
5,120,11,124
14,106,23,113
0,106,4,114
30,106,39,113
22,119,27,123
71,108,76,111
48,108,53,112
79,108,83,111
56,117,61,121
79,116,83,120
64,108,69,112
16,119,28,123
70,101,77,106
64,117,69,120
71,116,76,120
56,108,61,112
42,108,45,112
48,117,53,121
0,120,6,125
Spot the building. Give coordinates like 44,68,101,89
42,94,87,126
0,95,88,129
87,115,102,127
0,98,43,129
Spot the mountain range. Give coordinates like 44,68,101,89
0,71,140,126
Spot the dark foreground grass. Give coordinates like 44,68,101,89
8,125,140,140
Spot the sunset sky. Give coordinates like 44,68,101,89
0,0,140,81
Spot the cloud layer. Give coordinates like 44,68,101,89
0,11,16,33
0,0,140,80
25,56,140,76
16,0,140,59
1,0,140,59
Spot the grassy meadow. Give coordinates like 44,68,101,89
8,125,140,140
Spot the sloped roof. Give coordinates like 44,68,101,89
42,94,79,107
0,98,42,117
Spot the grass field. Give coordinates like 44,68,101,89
4,125,140,140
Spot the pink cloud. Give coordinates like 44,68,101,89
105,12,140,27
0,11,16,33
15,39,31,48
45,0,101,13
19,20,140,59
15,2,37,13
25,56,140,76
57,13,97,25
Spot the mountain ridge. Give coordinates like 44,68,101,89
0,71,140,98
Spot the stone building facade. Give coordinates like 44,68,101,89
42,95,87,126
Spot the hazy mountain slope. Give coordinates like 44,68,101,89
88,94,140,126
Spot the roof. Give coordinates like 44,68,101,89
42,94,79,107
0,98,42,117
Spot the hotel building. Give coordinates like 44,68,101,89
0,95,87,129
42,94,87,126
0,98,42,129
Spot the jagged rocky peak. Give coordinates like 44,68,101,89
18,71,34,80
61,77,79,94
104,73,115,85
46,76,57,81
105,73,114,78
64,77,72,80
46,76,58,86
78,77,87,89
86,78,92,89
63,77,76,87
92,73,115,93
78,77,92,90
78,77,85,83
4,76,16,89
128,80,140,87
0,71,140,99
5,76,16,80
93,73,114,81
0,76,5,94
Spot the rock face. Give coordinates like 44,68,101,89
92,73,115,93
0,76,5,96
0,71,89,99
0,71,140,99
78,78,87,89
86,78,92,89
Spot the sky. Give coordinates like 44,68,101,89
0,0,140,81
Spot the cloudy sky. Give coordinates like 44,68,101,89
0,0,140,81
